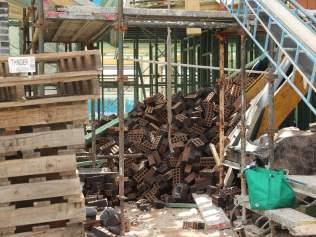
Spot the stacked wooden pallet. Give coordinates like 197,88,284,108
0,0,9,55
0,50,100,237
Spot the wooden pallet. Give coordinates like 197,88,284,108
0,50,101,77
0,119,85,135
0,50,98,237
0,128,84,155
5,224,84,237
0,50,100,108
0,202,85,235
0,101,88,130
0,154,77,179
0,154,85,236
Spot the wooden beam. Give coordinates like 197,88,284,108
71,22,92,41
0,202,85,229
0,102,88,129
0,50,101,69
0,71,98,87
256,73,307,138
0,155,76,179
209,143,221,166
0,128,84,154
52,21,68,42
0,95,96,109
236,195,316,236
185,0,201,35
219,38,225,187
0,178,81,203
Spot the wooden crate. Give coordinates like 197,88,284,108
0,50,100,237
0,50,101,237
0,50,100,108
0,154,85,236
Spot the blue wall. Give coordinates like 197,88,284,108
88,97,134,116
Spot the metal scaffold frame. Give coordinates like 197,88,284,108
19,1,316,234
221,0,316,116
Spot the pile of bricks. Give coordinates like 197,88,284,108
96,77,255,203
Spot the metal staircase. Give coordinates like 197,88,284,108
221,0,316,116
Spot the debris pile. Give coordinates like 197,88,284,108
95,77,256,203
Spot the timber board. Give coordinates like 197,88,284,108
0,178,81,204
0,101,88,130
0,128,84,154
0,95,97,109
0,155,77,179
0,202,85,229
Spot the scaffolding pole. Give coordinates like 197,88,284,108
117,0,125,234
167,0,174,154
101,42,105,116
125,58,268,74
240,33,247,224
37,0,44,96
268,41,275,168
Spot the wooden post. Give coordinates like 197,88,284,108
218,36,225,188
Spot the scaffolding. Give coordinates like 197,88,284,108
19,0,316,235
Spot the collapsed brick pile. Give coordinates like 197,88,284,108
96,77,256,203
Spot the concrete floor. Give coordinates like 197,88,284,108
124,203,235,237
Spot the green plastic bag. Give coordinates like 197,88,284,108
245,167,295,210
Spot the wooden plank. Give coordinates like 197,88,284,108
209,143,221,166
185,0,201,35
256,73,307,137
0,128,84,154
0,95,95,109
6,225,83,237
0,155,77,179
0,71,98,87
0,102,88,129
288,175,316,199
237,195,316,236
0,50,101,68
0,178,81,203
0,203,85,229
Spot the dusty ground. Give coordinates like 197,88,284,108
124,203,235,237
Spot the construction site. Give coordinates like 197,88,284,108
0,0,315,236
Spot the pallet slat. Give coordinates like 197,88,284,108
0,202,85,229
0,71,98,88
0,155,77,179
0,95,95,109
0,50,101,71
0,102,88,129
6,225,84,237
0,178,81,204
0,128,84,154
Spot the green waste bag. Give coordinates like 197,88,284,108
245,167,295,210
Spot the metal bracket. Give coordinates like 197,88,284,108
117,75,128,82
113,23,128,32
